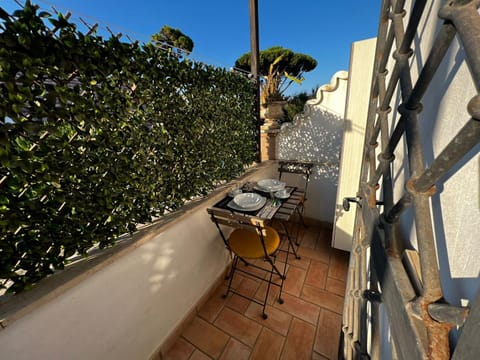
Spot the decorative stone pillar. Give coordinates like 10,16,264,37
260,126,280,161
259,101,284,161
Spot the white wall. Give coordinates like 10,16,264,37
277,71,348,223
333,38,377,252
0,164,277,360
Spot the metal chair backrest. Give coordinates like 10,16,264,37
207,207,270,254
278,160,314,196
207,207,266,235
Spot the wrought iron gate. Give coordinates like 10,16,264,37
340,0,480,359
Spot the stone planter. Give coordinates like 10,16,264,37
261,101,285,130
264,100,285,119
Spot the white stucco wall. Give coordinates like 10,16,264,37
333,38,377,252
0,164,277,360
277,71,348,223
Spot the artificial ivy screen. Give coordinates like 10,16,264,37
0,2,257,293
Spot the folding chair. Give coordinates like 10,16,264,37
278,160,314,196
278,160,314,238
207,207,288,319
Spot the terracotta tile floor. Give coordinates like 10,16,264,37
164,224,350,360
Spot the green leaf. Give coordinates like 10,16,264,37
15,136,30,151
284,71,304,84
51,182,61,189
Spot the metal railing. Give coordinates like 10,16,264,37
341,0,480,359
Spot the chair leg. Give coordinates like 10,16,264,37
264,255,286,307
296,203,307,229
262,268,275,319
277,239,292,305
280,222,301,259
294,208,303,246
265,256,286,280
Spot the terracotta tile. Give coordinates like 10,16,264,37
280,318,315,360
228,272,246,290
318,226,333,242
226,271,260,292
238,275,262,296
164,337,195,360
285,226,304,248
171,224,347,360
182,317,229,359
277,250,311,270
225,293,251,313
225,276,261,313
279,237,290,251
273,292,320,325
301,229,319,249
312,351,330,360
279,241,301,260
250,327,285,360
198,285,226,322
245,302,292,336
252,258,287,287
315,231,334,252
219,338,251,360
214,307,262,347
326,276,346,297
254,280,281,305
295,222,307,237
297,246,330,264
283,266,306,296
319,225,333,238
301,285,344,314
189,349,213,360
293,231,306,248
272,262,289,283
305,261,328,289
236,259,268,279
314,308,342,359
328,249,349,281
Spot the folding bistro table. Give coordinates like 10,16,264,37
212,182,305,259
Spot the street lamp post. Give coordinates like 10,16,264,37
249,0,261,162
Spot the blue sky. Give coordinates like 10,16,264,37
3,0,381,95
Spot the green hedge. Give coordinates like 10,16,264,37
0,2,257,293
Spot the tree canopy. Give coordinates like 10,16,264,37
235,46,317,103
151,25,194,54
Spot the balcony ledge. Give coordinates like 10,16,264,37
0,161,277,332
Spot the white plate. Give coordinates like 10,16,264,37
274,190,290,199
233,193,263,209
227,195,266,212
256,179,285,192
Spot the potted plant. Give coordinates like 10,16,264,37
235,46,317,125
